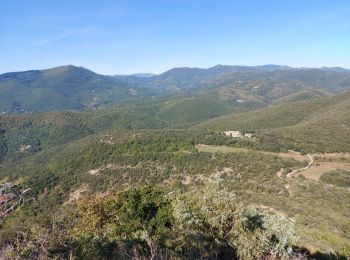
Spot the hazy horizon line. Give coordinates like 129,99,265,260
1,63,349,76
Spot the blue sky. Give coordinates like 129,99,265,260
1,0,349,74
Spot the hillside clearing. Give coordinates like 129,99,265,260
196,144,350,184
296,161,350,181
195,144,308,162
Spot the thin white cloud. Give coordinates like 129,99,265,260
33,27,92,46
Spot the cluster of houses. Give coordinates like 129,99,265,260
223,131,254,138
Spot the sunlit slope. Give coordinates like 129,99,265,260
193,92,350,152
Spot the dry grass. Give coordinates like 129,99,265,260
297,162,350,181
196,145,350,183
195,144,308,162
66,185,89,204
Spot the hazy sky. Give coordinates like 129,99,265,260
1,0,349,74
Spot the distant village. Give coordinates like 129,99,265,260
223,130,254,138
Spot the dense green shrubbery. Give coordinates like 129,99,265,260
319,170,350,187
194,92,350,153
0,129,349,258
1,185,298,259
173,182,298,259
1,74,350,259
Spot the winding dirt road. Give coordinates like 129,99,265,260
286,154,314,178
196,144,350,182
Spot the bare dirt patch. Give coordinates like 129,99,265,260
296,162,350,181
196,145,350,184
88,163,140,176
277,150,309,162
66,185,88,204
181,176,192,185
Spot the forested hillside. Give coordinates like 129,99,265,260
3,89,349,164
1,129,349,258
194,92,350,153
1,67,350,259
3,0,350,258
0,65,154,113
2,64,350,114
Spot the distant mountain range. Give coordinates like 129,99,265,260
1,64,350,258
0,65,157,114
1,64,350,113
129,73,156,78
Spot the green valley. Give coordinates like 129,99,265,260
0,65,350,259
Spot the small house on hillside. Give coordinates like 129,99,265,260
224,131,242,138
223,131,254,138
